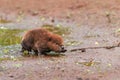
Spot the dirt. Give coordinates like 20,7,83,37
0,0,120,80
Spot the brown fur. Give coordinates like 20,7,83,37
21,28,66,55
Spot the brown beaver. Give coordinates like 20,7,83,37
21,28,67,55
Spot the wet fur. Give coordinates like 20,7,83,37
21,28,66,55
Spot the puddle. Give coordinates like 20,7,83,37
0,24,70,60
46,51,65,57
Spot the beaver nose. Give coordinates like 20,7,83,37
61,46,64,49
61,46,67,52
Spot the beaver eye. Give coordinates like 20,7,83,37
48,38,52,41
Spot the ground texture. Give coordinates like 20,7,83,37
0,0,120,80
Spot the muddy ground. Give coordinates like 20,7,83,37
0,0,120,80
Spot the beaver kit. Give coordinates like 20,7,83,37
21,28,67,55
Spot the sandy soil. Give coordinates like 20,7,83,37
0,0,120,80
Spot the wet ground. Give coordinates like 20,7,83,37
0,0,120,80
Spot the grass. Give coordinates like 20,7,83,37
0,29,23,46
